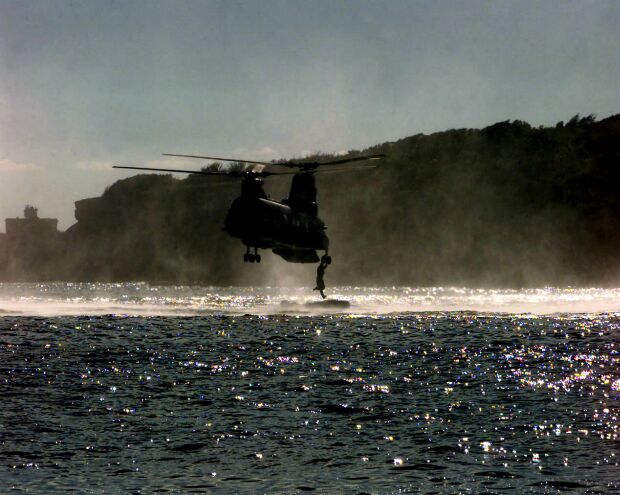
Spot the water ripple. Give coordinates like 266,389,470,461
0,291,618,493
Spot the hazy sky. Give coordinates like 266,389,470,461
1,0,618,228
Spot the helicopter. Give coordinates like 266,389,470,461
113,152,384,283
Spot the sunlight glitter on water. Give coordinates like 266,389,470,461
1,284,620,316
0,309,618,492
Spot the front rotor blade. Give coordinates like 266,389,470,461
113,165,239,177
113,165,300,178
162,153,272,166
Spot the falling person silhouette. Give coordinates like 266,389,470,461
314,259,327,299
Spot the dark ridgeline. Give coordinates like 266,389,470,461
1,113,618,286
321,113,620,286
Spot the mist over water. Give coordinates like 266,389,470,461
1,283,618,493
1,283,620,316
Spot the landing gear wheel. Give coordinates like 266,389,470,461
244,248,260,263
321,255,332,265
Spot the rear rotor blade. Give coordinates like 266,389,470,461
310,163,378,174
273,153,385,169
309,153,385,166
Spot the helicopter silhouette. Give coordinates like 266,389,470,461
114,152,384,294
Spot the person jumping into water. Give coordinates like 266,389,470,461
314,259,328,299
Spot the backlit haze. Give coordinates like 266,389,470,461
1,0,618,229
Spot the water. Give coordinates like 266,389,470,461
0,285,618,493
2,284,620,316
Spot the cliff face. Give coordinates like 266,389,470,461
318,114,620,286
4,114,620,286
61,174,242,283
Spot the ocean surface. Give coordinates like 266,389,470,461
0,284,618,494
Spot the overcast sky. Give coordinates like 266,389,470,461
1,0,618,228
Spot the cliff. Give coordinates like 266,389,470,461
4,113,620,286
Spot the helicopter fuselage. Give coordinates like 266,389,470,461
223,175,329,263
113,152,384,266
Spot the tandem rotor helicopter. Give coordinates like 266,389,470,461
114,152,384,297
